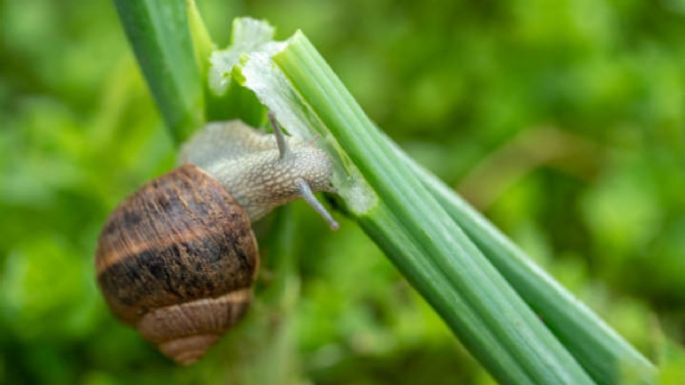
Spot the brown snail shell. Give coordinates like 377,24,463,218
95,164,258,365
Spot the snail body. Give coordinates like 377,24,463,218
95,118,336,365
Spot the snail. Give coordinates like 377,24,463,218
95,115,338,365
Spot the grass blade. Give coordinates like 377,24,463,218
113,0,204,142
267,31,598,385
402,151,657,385
270,31,655,385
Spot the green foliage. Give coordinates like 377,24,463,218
1,0,684,384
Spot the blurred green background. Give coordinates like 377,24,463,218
1,0,685,384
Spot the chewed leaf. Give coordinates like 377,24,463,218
209,18,283,96
230,17,275,46
241,51,321,140
239,51,378,214
206,19,377,214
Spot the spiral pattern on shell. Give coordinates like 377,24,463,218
95,164,259,365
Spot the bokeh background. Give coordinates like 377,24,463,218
1,0,684,384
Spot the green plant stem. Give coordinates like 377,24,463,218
401,151,658,385
274,32,597,385
113,0,204,143
186,0,214,76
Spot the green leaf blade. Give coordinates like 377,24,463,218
407,159,657,385
273,31,597,385
114,0,204,142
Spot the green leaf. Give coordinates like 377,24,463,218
113,0,204,143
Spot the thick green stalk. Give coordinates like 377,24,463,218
273,32,596,385
272,31,655,384
358,203,534,384
186,0,214,76
403,152,657,385
113,0,204,143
